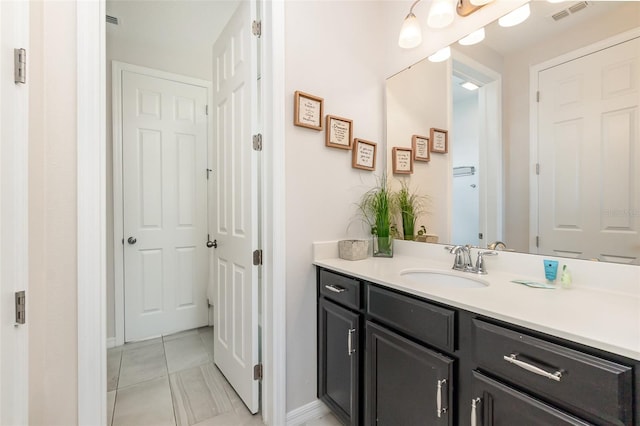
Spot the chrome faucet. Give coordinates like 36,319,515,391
487,241,506,251
449,245,474,272
449,245,497,274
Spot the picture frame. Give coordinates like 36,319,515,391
294,91,324,130
430,128,448,153
392,147,414,174
325,115,353,149
352,139,377,171
412,135,430,162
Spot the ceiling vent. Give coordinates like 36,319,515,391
551,1,589,21
106,15,119,25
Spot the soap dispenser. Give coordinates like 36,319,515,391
561,265,572,289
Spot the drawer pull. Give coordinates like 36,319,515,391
347,328,356,356
436,379,448,418
503,354,562,382
324,284,346,293
471,398,481,426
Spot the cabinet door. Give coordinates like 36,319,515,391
469,371,592,426
366,321,454,426
318,298,360,425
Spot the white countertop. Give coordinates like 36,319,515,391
313,241,640,361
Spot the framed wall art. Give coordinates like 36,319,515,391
412,135,430,162
325,115,353,149
294,91,324,130
392,147,413,174
352,139,377,171
430,128,448,153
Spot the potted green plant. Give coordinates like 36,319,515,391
394,180,426,241
357,175,395,257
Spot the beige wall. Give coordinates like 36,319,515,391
29,1,78,424
386,58,451,242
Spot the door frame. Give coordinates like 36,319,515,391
77,1,287,425
112,61,212,346
528,27,640,254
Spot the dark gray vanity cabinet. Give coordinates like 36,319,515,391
366,321,454,425
316,267,638,426
317,270,363,426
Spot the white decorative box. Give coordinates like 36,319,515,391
338,240,369,261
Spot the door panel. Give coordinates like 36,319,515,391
211,0,260,414
122,69,209,341
366,321,454,426
538,37,640,263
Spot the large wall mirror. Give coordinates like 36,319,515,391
387,1,640,265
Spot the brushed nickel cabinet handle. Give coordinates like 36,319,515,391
347,328,356,356
324,284,346,293
503,354,562,382
437,379,448,418
471,397,481,426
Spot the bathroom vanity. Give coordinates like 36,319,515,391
314,242,640,426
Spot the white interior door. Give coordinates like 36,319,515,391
211,0,260,414
1,0,29,423
537,37,640,263
122,68,209,341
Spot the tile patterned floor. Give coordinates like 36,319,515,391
107,326,341,426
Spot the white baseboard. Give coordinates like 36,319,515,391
106,337,117,349
286,400,330,426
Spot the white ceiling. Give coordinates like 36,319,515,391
106,0,240,51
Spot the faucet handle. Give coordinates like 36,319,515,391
475,251,497,274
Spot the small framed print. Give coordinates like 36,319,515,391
352,139,377,171
430,128,448,153
412,135,430,162
392,147,414,174
325,115,353,149
294,91,324,130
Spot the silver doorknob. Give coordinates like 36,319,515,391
127,237,137,245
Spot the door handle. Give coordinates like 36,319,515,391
347,328,356,356
127,237,137,245
437,379,448,418
207,239,217,248
471,397,481,426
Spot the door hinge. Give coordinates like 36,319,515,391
536,236,540,248
536,91,540,102
207,168,213,179
252,134,263,151
536,163,540,175
253,363,263,381
15,291,26,325
14,48,26,84
252,20,262,37
205,105,209,115
253,249,263,266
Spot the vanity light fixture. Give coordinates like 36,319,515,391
547,0,565,3
428,0,455,29
498,3,531,27
458,27,485,46
428,46,451,62
469,0,493,5
398,0,423,49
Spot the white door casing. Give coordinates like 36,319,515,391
119,65,210,341
0,0,29,424
537,36,640,263
211,0,260,414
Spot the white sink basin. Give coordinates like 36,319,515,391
400,269,489,289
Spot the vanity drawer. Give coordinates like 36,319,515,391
366,285,455,352
319,269,361,310
473,319,633,425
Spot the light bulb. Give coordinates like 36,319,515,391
428,46,451,63
428,0,455,29
398,13,423,49
458,28,485,46
498,3,530,27
470,0,493,5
